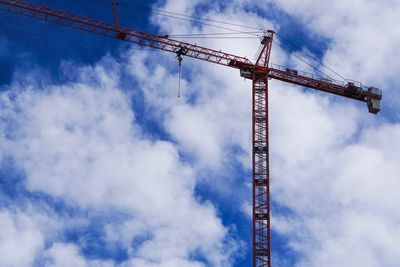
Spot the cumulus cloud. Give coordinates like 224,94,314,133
0,54,239,266
271,0,400,108
127,0,278,179
0,208,45,267
43,243,113,267
143,1,400,266
1,0,399,266
259,1,400,266
128,50,251,171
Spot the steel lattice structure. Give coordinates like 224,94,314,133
0,1,382,266
251,33,274,267
252,78,270,266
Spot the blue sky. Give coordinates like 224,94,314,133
1,1,400,267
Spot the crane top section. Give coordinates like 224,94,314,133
0,0,382,114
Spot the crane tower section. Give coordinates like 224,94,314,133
251,31,274,267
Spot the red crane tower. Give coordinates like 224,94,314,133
0,1,382,266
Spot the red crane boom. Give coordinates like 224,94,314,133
0,0,382,110
0,1,382,267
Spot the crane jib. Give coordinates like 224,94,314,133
0,0,382,115
239,66,382,114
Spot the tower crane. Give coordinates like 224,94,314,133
0,1,382,266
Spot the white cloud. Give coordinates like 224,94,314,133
142,1,400,266
0,55,238,266
0,205,90,267
1,0,399,266
127,48,253,175
0,208,45,267
268,78,400,266
125,0,278,177
253,1,400,266
44,243,113,267
272,0,400,108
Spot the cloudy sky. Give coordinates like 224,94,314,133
0,0,399,266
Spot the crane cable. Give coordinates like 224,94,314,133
57,0,264,37
275,32,346,81
167,31,263,39
168,31,263,36
49,0,346,80
272,40,335,81
119,2,263,35
111,0,347,81
135,9,261,36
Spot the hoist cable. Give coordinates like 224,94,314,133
275,32,346,80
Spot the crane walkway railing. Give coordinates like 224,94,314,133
270,63,364,89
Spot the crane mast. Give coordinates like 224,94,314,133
0,1,382,267
251,31,274,266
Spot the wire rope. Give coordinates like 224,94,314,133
46,0,346,81
273,40,334,80
118,2,264,31
275,32,345,80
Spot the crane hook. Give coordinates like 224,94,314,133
175,46,187,98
